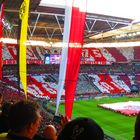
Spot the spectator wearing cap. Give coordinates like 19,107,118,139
57,117,104,140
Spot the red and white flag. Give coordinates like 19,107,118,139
56,0,87,119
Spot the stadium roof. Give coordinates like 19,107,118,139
0,0,140,44
40,0,140,20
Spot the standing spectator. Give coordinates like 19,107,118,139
1,100,42,140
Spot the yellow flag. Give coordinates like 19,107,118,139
19,0,30,99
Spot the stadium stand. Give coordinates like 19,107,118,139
1,43,140,140
2,44,140,64
104,47,127,62
134,46,140,60
2,63,140,99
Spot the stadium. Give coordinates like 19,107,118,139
0,0,140,140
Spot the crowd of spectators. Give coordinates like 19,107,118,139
2,63,140,100
1,62,140,139
79,63,140,75
3,62,140,79
0,94,106,140
0,94,140,140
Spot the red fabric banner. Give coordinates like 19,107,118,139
0,2,4,80
65,1,86,119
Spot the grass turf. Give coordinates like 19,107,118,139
55,96,140,140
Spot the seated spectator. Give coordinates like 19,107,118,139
43,125,57,140
1,100,42,140
57,117,104,140
133,112,140,140
0,102,12,133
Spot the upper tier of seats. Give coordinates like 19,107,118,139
2,44,140,64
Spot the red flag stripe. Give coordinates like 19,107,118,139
65,1,87,119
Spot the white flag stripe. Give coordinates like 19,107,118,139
55,0,73,114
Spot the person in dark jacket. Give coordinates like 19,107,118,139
0,100,42,140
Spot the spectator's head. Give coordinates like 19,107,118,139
57,117,104,140
8,100,41,139
134,112,140,140
43,125,57,140
1,102,12,116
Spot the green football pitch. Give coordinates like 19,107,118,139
55,96,140,140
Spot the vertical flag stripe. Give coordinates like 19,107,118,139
19,0,30,98
65,0,87,119
55,0,73,115
0,2,4,80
